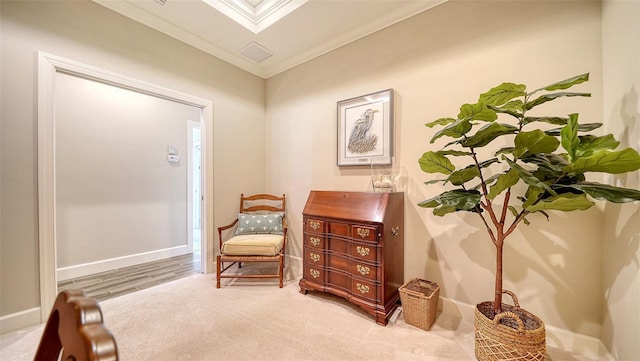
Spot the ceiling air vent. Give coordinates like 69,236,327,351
239,42,274,63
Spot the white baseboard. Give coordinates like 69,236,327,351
438,297,614,360
0,307,41,335
57,245,189,281
545,323,615,361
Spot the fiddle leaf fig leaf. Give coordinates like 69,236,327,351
438,150,472,156
542,73,590,91
523,186,544,209
523,116,568,126
564,148,640,174
461,122,518,148
525,92,591,111
446,159,497,186
478,173,502,188
514,130,560,159
526,193,595,212
439,190,482,210
546,122,602,136
539,210,550,221
575,134,619,158
504,157,557,195
488,169,520,200
418,189,482,216
426,117,456,128
447,166,480,186
419,151,455,175
479,82,526,106
508,206,518,217
433,205,458,216
557,182,640,203
490,99,524,114
424,179,446,185
430,119,473,143
458,102,498,122
561,114,580,161
495,147,515,156
521,153,568,180
417,198,440,208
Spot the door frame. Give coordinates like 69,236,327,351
37,52,213,320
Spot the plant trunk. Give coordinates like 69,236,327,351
494,239,503,314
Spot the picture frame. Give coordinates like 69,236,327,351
337,88,394,167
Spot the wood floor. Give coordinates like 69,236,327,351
57,252,201,302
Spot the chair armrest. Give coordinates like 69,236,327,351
218,219,238,249
281,218,288,253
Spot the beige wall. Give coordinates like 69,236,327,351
2,0,638,355
0,0,265,317
601,1,640,360
266,0,609,338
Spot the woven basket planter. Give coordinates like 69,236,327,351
399,278,440,331
474,290,546,361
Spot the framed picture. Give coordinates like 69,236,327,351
337,89,394,167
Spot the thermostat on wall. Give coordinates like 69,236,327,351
167,154,179,163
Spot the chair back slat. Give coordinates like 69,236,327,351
239,193,286,214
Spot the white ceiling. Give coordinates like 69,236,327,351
93,0,448,79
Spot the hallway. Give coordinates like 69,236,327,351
57,251,201,302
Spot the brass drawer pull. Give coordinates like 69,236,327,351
356,283,370,294
356,246,370,257
309,221,321,230
309,269,320,279
356,228,370,238
310,237,320,246
356,265,370,276
310,253,320,262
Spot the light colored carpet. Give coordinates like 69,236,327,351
1,271,596,361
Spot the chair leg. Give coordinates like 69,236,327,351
216,255,221,288
278,255,284,288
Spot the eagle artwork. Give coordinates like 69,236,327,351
347,108,378,153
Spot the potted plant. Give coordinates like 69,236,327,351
418,73,640,360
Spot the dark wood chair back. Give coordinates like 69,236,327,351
239,193,286,214
34,289,118,361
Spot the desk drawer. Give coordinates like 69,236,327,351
351,262,377,282
304,234,325,249
350,243,377,263
352,225,377,242
352,279,377,301
305,250,324,266
304,266,324,283
305,219,326,233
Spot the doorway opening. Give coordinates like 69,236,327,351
39,52,213,317
189,120,203,265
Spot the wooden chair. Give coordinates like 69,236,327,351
34,289,118,361
216,193,287,288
